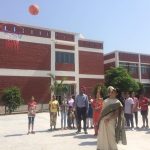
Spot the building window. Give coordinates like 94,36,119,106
56,52,74,64
128,63,138,74
141,65,150,74
119,62,138,74
119,62,128,70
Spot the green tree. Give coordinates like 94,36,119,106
137,82,144,95
93,84,107,99
105,67,140,93
1,87,23,114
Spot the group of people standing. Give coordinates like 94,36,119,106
48,87,91,133
49,94,76,131
124,91,149,130
27,85,149,150
48,86,103,135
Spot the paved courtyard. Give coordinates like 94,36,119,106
0,112,150,150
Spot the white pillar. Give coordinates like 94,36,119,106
75,34,79,95
115,51,119,67
50,30,56,97
138,53,142,82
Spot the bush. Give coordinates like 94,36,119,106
1,87,23,114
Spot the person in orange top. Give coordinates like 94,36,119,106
92,86,103,136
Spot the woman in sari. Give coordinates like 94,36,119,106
97,86,127,150
92,86,103,136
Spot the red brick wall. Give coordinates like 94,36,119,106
104,53,115,60
55,44,74,50
79,51,104,75
119,52,139,62
104,62,115,72
55,63,75,71
140,55,150,64
0,39,51,70
55,32,74,42
79,40,103,49
0,76,51,104
79,78,104,96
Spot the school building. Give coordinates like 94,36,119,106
0,21,104,103
104,51,150,97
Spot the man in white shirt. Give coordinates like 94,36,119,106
124,92,134,130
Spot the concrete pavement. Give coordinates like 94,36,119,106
0,112,150,150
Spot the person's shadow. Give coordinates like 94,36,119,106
74,133,97,146
4,133,26,137
4,129,50,137
79,141,97,146
145,129,150,134
74,134,96,139
53,132,75,137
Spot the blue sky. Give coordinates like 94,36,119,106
1,0,150,54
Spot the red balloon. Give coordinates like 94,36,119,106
28,4,39,15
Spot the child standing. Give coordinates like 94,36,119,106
49,95,59,130
67,95,75,129
27,96,37,134
86,96,93,129
60,98,68,130
68,106,75,129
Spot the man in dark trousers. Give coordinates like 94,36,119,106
75,86,89,134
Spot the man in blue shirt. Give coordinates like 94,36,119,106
75,86,89,134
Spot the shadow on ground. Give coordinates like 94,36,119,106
125,128,150,132
53,132,76,137
35,129,50,133
74,134,96,139
145,130,150,134
4,133,26,137
36,128,64,133
79,141,97,146
4,129,52,137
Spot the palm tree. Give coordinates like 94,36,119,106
49,73,68,103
